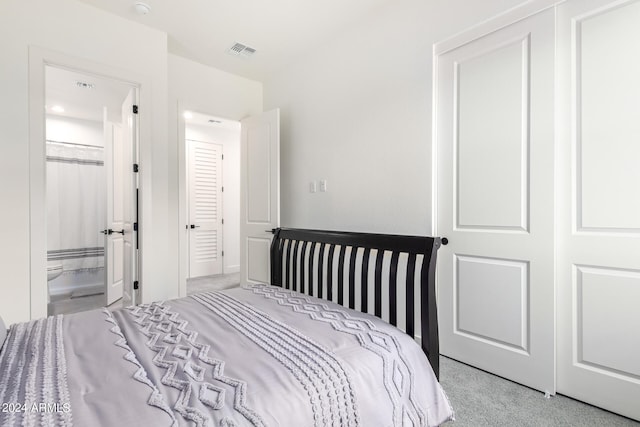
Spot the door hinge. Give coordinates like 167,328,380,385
133,163,139,173
132,105,139,114
133,222,138,231
222,251,224,257
222,218,224,225
222,154,224,160
222,186,224,192
133,280,139,290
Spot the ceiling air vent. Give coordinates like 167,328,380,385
227,42,257,59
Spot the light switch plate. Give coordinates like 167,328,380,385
319,179,327,192
309,181,317,193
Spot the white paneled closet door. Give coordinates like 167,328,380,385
187,140,223,278
557,0,640,420
435,8,556,393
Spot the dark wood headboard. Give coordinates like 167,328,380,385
269,227,443,379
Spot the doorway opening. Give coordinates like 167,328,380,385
182,111,241,293
45,65,139,315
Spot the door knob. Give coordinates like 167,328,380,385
190,224,200,229
101,229,124,235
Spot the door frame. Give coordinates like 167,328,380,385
177,103,240,297
28,47,146,319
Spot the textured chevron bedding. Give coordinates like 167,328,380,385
0,284,454,426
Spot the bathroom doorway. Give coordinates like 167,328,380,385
45,65,138,315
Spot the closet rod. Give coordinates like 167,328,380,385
46,139,104,149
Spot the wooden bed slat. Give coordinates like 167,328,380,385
361,248,371,313
302,241,310,293
406,253,416,337
389,251,399,327
327,245,335,301
337,246,346,306
317,243,325,298
308,242,314,294
374,250,384,318
285,239,293,289
292,240,300,292
348,248,357,310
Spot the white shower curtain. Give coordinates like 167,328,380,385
47,141,105,272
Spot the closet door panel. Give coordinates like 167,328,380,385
435,7,555,393
577,1,640,230
456,39,528,230
557,0,640,421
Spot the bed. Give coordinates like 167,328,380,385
0,228,454,427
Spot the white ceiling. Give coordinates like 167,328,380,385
45,65,246,131
76,0,393,81
46,66,133,122
185,111,241,131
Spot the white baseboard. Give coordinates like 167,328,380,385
224,265,240,274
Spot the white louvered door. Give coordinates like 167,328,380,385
188,140,223,278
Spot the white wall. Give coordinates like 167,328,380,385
46,116,103,147
0,0,172,325
186,124,241,274
0,0,528,324
168,55,264,121
264,0,529,236
167,54,262,296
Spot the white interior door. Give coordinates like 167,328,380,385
435,9,556,393
121,88,138,307
104,116,123,306
240,109,280,285
557,0,640,420
187,140,223,278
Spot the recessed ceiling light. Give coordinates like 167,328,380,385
183,111,193,120
134,2,151,15
51,105,65,113
76,81,95,89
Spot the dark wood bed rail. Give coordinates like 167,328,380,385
269,227,443,379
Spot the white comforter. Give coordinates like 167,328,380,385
0,284,454,426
